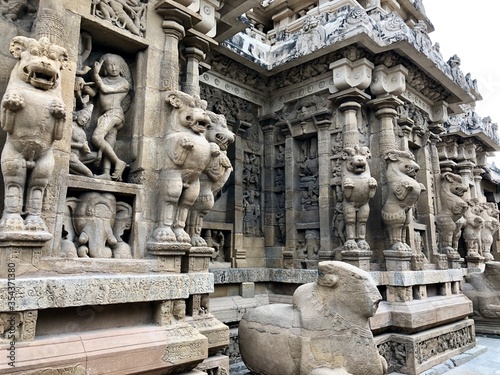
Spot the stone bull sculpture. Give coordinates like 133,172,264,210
239,261,387,375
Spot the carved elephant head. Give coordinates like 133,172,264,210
67,192,118,258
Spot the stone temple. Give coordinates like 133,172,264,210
0,0,499,374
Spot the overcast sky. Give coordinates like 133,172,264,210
424,1,500,124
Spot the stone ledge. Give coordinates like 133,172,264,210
0,273,214,311
211,267,467,286
418,345,487,375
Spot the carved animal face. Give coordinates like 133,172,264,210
10,36,68,90
443,173,468,197
205,112,235,151
342,146,371,174
402,159,420,177
167,91,211,134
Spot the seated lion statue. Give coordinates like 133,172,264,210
239,261,387,375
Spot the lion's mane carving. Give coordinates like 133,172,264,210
0,36,68,233
435,172,468,255
340,146,377,251
239,261,387,375
152,90,214,245
382,150,425,251
187,111,235,247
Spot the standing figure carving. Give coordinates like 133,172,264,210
0,36,68,233
382,150,425,251
70,104,97,177
91,53,131,181
152,91,212,245
435,172,468,255
463,198,484,257
340,146,377,251
480,202,500,262
187,111,235,247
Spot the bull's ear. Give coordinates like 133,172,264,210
9,36,30,59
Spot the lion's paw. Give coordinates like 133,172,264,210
153,226,176,242
49,100,66,119
24,215,48,232
2,92,25,111
191,234,207,247
0,213,24,231
174,227,191,243
180,137,195,150
344,239,358,250
357,240,371,251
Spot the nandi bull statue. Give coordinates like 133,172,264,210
239,261,387,375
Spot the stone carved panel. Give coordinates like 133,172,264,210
0,36,68,234
63,192,133,259
298,138,319,212
378,341,409,374
202,229,229,263
0,0,37,30
0,310,37,341
91,0,148,37
243,152,262,237
415,326,475,364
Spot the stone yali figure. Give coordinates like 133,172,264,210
0,36,68,233
382,150,425,251
435,172,468,256
187,111,235,247
152,91,213,245
340,146,377,252
239,261,387,375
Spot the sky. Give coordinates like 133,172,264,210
424,1,500,124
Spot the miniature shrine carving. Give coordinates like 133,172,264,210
0,36,68,234
341,146,377,251
239,261,387,375
152,91,213,245
382,150,425,251
435,172,468,255
187,111,234,247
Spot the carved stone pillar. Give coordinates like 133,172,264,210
282,126,298,268
156,1,202,91
183,43,206,97
329,58,374,270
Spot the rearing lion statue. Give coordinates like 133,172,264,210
0,36,68,233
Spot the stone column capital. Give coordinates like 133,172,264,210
430,101,449,124
370,64,408,97
368,95,403,114
330,58,374,91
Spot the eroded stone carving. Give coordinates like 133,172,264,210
65,192,133,258
0,36,68,233
91,0,147,37
464,262,500,319
341,146,377,251
70,104,98,177
152,91,212,245
435,172,468,256
382,150,425,251
91,53,132,181
239,261,387,375
480,202,500,262
463,198,484,257
187,112,234,247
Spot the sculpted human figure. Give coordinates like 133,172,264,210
480,202,499,262
0,36,68,233
70,104,98,177
463,198,484,257
91,53,130,181
341,146,377,251
187,111,235,247
435,172,468,255
382,150,425,251
239,261,387,375
152,91,213,244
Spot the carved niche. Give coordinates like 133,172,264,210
91,0,148,37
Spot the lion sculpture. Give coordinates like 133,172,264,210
435,172,468,255
187,111,235,247
0,36,68,233
239,261,387,375
340,146,377,251
152,91,215,245
463,198,484,257
382,150,425,251
480,202,499,262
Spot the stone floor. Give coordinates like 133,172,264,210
230,335,500,375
